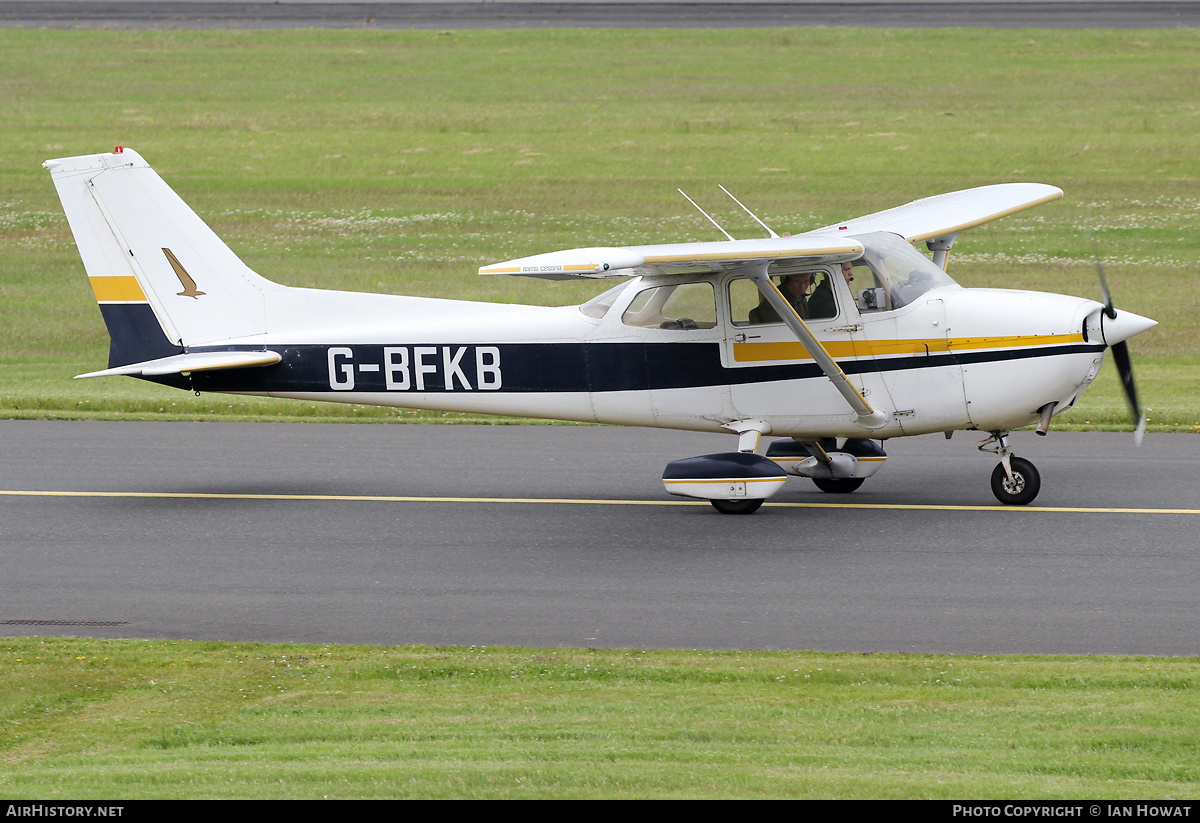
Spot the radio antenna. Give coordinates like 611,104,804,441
678,189,735,241
720,185,779,238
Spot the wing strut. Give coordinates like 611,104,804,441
746,266,889,430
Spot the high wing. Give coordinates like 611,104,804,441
480,184,1060,280
478,235,864,280
804,183,1063,246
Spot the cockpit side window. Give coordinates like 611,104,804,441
621,282,716,330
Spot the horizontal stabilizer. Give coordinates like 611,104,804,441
75,350,281,379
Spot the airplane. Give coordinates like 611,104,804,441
44,147,1156,514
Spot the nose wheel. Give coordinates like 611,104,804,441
989,456,1041,505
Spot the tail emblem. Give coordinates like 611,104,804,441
162,248,206,299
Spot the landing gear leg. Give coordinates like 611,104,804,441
979,431,1041,506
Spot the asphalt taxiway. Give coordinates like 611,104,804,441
3,420,1198,654
2,1,1198,30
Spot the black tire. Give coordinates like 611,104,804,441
812,477,865,494
710,498,765,515
990,457,1041,505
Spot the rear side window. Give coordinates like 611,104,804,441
622,282,716,330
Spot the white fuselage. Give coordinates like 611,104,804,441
203,269,1109,441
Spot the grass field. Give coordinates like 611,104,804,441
2,27,1198,428
2,637,1198,799
2,28,1199,799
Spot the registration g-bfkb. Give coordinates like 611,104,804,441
326,346,503,392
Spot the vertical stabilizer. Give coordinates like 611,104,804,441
44,148,284,367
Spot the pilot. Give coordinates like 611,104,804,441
808,262,854,319
749,272,812,324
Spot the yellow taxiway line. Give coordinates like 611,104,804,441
2,489,1199,515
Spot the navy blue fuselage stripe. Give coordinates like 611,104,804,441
173,341,1106,395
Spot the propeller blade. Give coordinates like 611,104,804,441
1093,242,1117,320
1096,262,1117,320
1096,253,1144,443
1110,340,1145,446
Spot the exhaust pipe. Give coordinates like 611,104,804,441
1035,402,1056,436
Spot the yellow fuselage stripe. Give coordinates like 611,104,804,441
733,333,1087,363
89,276,146,303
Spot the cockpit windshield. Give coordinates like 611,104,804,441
851,231,958,310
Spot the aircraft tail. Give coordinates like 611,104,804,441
44,147,284,368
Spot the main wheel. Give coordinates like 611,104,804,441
990,457,1041,505
812,477,865,494
710,498,765,515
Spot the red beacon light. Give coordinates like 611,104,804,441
114,146,123,153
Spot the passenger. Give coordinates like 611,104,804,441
808,263,854,319
749,272,812,323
